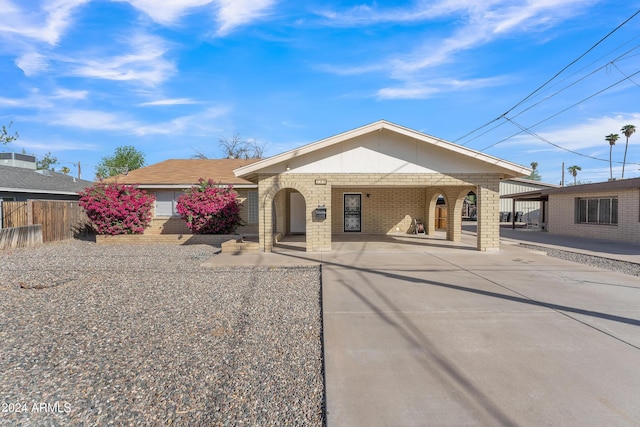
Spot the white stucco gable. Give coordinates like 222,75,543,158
235,120,530,179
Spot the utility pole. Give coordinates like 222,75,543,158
561,162,565,186
76,162,81,180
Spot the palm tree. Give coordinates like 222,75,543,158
528,161,541,181
60,166,70,175
567,165,581,185
605,133,619,180
620,124,636,178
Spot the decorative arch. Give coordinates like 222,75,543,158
446,187,475,242
260,181,311,252
426,188,448,235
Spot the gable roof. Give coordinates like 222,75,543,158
107,159,259,188
0,165,93,195
234,120,531,181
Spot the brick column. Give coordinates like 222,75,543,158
444,189,467,242
258,184,274,252
425,189,440,235
476,181,500,251
308,184,332,251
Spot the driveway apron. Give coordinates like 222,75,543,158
321,236,640,426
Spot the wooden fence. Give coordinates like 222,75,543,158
2,201,28,228
1,200,91,244
0,225,43,250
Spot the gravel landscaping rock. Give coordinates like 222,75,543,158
519,243,640,276
0,240,324,426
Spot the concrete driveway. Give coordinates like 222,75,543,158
319,233,640,426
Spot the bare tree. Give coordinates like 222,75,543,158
217,134,266,159
245,139,266,159
219,134,248,159
190,149,209,159
193,134,266,159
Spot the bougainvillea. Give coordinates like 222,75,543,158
78,180,155,235
176,179,240,234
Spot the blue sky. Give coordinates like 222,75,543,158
1,1,639,184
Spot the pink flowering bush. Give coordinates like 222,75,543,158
79,181,155,235
176,179,241,234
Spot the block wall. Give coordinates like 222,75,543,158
548,189,640,242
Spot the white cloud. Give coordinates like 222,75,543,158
138,98,199,106
68,33,175,85
377,76,506,99
0,0,89,45
117,0,276,35
15,51,49,75
51,88,88,99
133,106,231,136
377,86,439,100
15,137,100,152
45,109,138,131
116,0,214,25
317,0,592,94
506,114,640,152
215,0,276,36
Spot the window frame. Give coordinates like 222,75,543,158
247,190,259,224
575,196,618,225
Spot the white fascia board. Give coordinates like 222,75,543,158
0,187,80,195
137,184,257,189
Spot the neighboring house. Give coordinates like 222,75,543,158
0,154,93,201
234,120,530,252
500,178,561,222
107,159,260,235
505,178,640,243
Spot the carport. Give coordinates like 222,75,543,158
501,190,549,229
234,120,531,252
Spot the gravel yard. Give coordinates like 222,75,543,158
519,243,640,276
0,240,324,426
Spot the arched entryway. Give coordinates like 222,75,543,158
266,187,308,252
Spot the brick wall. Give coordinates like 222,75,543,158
257,172,501,252
331,187,426,234
549,188,640,242
146,188,258,235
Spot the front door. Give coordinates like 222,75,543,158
344,194,361,232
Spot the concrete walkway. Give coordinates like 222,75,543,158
204,232,640,426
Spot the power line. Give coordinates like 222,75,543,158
499,8,640,118
480,68,640,152
454,8,640,144
502,117,640,166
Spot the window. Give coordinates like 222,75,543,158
155,191,182,216
247,190,258,224
576,197,617,225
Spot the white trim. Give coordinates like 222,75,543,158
234,120,531,178
0,187,80,195
138,184,257,189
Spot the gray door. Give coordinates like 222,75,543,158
344,194,361,232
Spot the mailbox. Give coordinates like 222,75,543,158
315,206,327,220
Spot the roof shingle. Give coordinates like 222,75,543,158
0,165,94,194
106,159,260,186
